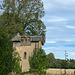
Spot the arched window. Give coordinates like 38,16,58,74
24,52,27,59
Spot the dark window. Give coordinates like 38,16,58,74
25,39,27,43
24,52,27,59
25,38,31,45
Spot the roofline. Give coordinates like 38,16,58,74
11,40,20,42
30,36,42,37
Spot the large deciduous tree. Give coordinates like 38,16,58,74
0,0,46,42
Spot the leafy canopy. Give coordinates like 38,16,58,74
0,0,46,42
29,48,48,74
0,28,21,75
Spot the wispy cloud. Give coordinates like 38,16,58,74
48,16,67,22
54,0,75,5
46,41,57,44
43,0,75,11
69,52,75,59
70,52,75,56
66,25,75,29
42,16,67,23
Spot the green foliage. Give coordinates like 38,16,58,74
0,28,13,75
0,28,21,75
0,0,46,42
68,59,75,69
47,53,56,68
47,52,75,69
0,12,24,38
12,52,22,75
29,48,48,74
47,53,55,59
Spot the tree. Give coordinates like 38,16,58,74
47,53,56,68
54,59,62,68
0,28,21,75
47,53,55,60
0,0,46,42
29,48,48,75
12,52,22,75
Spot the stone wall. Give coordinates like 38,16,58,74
46,69,75,75
13,41,42,72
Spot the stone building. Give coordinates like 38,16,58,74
11,33,44,72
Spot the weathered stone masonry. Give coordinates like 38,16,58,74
11,33,44,72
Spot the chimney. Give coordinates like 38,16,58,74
17,33,20,36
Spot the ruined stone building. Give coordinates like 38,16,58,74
11,33,43,72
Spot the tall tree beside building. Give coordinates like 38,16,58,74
0,0,46,42
0,28,21,75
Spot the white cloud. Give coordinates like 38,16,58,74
65,40,72,42
43,0,75,10
66,25,75,29
46,41,57,44
69,52,75,59
42,16,67,23
46,27,54,30
42,47,55,50
49,17,67,22
55,0,75,5
43,0,54,10
70,52,75,55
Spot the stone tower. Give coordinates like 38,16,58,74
11,33,44,72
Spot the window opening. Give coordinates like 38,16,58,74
24,52,27,59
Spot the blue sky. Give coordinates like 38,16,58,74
42,0,75,59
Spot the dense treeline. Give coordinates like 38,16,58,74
47,53,75,69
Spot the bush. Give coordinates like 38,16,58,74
29,48,48,75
